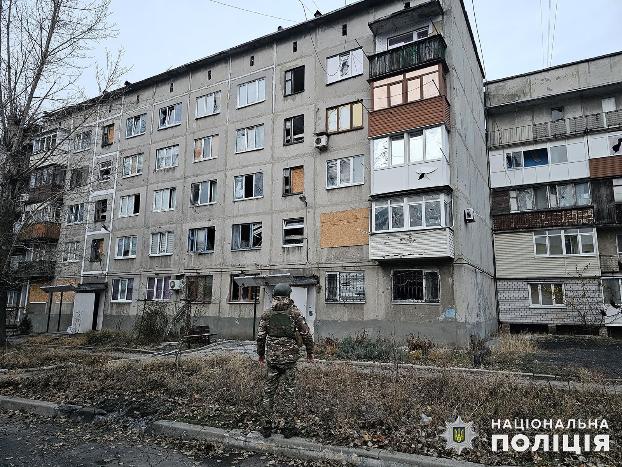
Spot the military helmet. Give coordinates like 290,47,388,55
273,283,292,297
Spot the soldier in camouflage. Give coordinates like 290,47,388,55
256,283,314,439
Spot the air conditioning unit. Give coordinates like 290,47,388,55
314,134,328,150
464,208,475,223
169,279,185,291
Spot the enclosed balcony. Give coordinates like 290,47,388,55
370,228,454,260
369,35,447,81
13,260,56,279
17,222,61,242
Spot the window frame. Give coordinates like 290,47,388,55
33,132,58,154
101,124,114,147
152,187,177,212
234,172,263,201
118,194,141,218
98,160,113,181
231,222,262,251
391,269,440,303
505,143,569,171
186,275,214,303
111,278,134,303
282,218,305,247
228,274,259,303
283,166,304,196
533,228,597,257
193,134,218,162
94,199,108,222
66,203,85,224
149,231,174,257
284,66,305,96
326,48,364,84
195,90,222,119
326,101,364,134
155,145,180,170
326,155,364,189
190,180,217,206
325,271,366,303
158,103,182,129
73,130,92,152
237,77,266,108
283,114,304,145
115,235,137,259
62,241,81,262
235,124,265,153
528,282,565,308
125,113,147,138
373,193,452,233
122,153,144,178
146,276,172,301
372,126,445,170
509,182,591,213
188,226,216,254
387,26,429,49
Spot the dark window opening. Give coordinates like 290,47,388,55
186,275,213,303
230,275,259,302
551,106,564,121
342,24,347,36
101,124,114,147
293,41,298,52
89,239,104,262
232,223,262,250
392,270,439,303
523,148,549,167
188,227,215,253
94,199,108,222
325,272,365,303
250,55,255,66
284,66,305,96
283,166,304,195
169,82,174,93
284,114,304,144
208,70,212,80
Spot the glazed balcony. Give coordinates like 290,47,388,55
369,35,447,81
489,109,622,149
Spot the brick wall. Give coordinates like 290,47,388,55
491,190,510,215
493,207,594,231
368,96,450,138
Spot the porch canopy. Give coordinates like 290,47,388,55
39,283,107,333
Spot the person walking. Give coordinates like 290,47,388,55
256,283,314,438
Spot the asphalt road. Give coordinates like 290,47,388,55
0,412,320,467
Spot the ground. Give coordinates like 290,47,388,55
0,411,328,467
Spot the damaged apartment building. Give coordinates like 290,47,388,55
10,0,496,345
487,52,622,335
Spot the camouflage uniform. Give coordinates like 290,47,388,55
256,296,314,431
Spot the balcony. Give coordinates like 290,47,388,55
372,157,450,196
17,222,61,242
369,228,454,260
369,35,447,81
13,260,56,279
489,109,622,149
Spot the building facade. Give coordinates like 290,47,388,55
486,52,622,333
12,0,496,345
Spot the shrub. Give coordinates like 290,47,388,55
17,315,32,335
134,302,169,344
333,331,406,363
406,335,434,356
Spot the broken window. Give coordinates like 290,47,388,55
155,145,179,170
112,278,134,302
125,113,146,138
66,204,85,224
99,160,112,181
283,166,304,195
326,48,363,84
231,223,262,250
284,115,304,145
529,283,564,306
196,91,221,118
229,275,259,302
534,229,595,256
392,269,439,303
158,103,182,129
235,124,265,152
549,145,567,163
190,180,217,205
122,154,143,177
89,239,104,262
194,135,218,161
73,130,92,151
373,193,450,231
325,271,365,303
505,151,523,169
603,278,622,306
94,199,108,222
33,132,57,154
150,231,174,256
284,66,305,96
237,78,265,108
188,227,215,253
119,194,140,217
326,156,363,189
372,127,443,168
609,135,622,155
234,173,263,200
283,218,305,247
115,236,137,258
69,167,88,190
186,275,213,303
146,276,171,301
152,188,176,212
101,124,114,147
551,107,564,121
62,241,80,262
517,188,534,211
522,148,548,167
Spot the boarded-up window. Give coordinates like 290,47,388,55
320,208,369,248
283,166,304,195
186,275,213,303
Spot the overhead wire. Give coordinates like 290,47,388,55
205,0,296,23
548,0,559,67
469,0,487,77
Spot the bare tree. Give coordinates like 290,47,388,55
0,0,125,345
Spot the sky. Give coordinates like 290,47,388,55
83,0,622,97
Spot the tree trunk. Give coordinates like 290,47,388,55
0,287,6,347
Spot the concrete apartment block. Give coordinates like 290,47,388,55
486,51,622,332
13,0,496,346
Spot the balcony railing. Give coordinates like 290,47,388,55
13,260,56,279
369,35,447,81
369,228,454,260
17,222,61,242
489,109,622,149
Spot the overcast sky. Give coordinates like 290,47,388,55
84,0,622,97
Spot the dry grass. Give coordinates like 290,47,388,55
492,333,537,355
0,353,619,466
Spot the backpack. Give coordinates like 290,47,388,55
267,309,303,346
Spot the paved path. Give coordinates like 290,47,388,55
0,412,322,466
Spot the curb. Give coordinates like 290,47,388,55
149,420,483,466
0,395,485,466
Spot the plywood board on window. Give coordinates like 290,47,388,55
320,208,369,248
29,281,50,303
291,166,304,193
